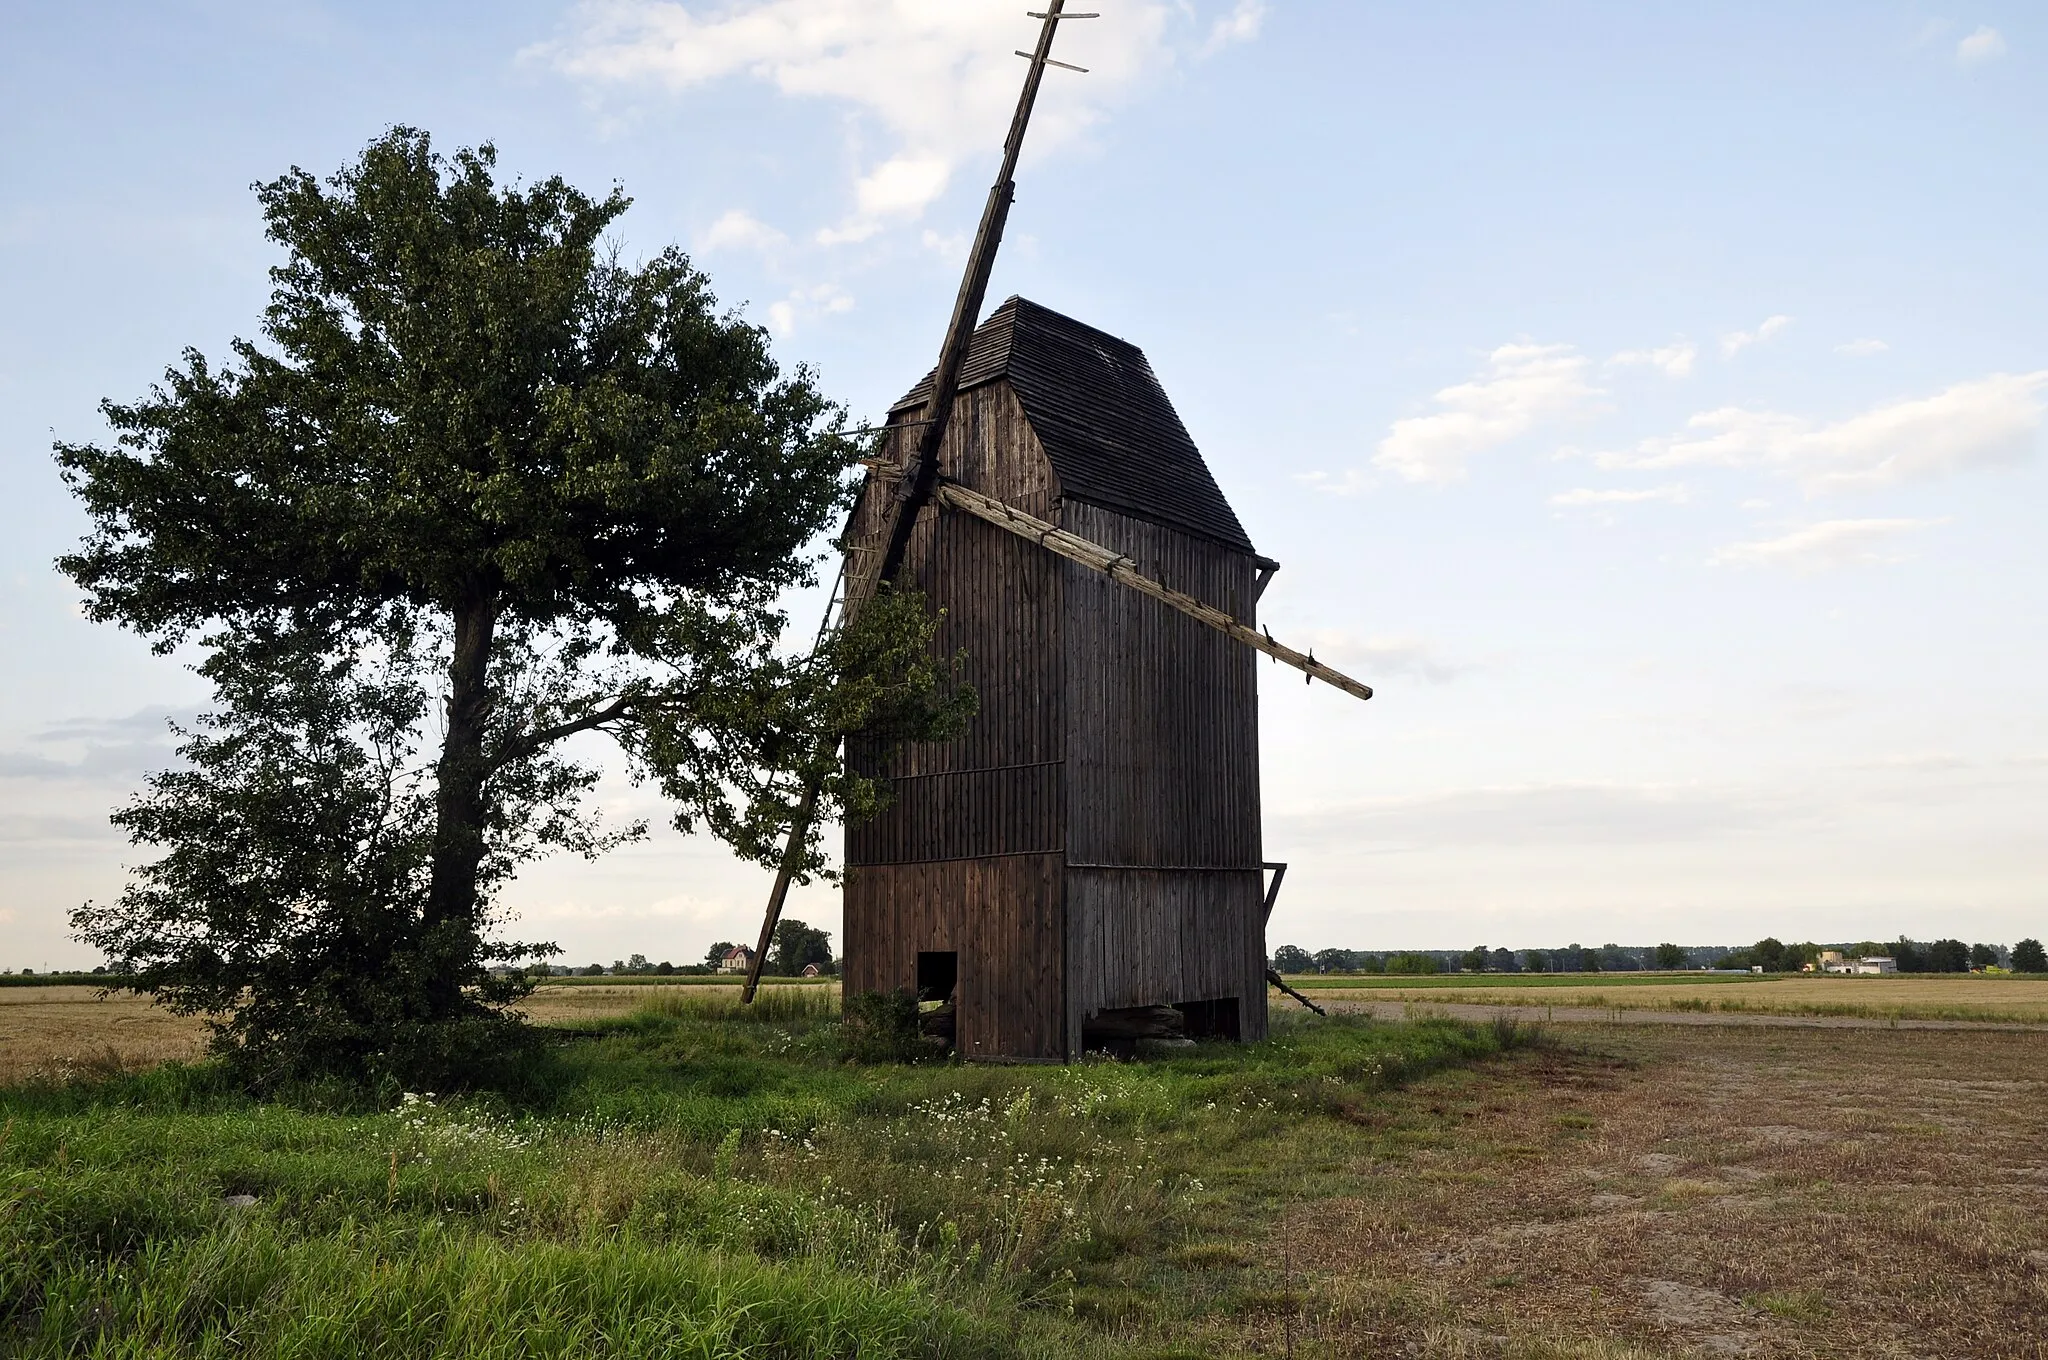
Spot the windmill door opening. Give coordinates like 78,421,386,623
915,951,959,1051
916,951,958,1003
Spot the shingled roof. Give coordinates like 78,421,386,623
890,296,1254,553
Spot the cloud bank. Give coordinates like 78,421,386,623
1711,518,1944,573
1373,342,1603,484
540,1,1226,242
1596,370,2048,492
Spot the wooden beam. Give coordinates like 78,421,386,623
1253,555,1280,603
842,0,1076,620
744,4,1080,1004
1261,860,1289,925
936,483,1375,702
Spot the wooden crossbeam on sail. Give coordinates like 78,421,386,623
936,482,1375,702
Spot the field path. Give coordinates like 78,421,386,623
1313,995,2048,1033
1258,1023,2048,1357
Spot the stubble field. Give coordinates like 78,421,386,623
1297,974,2048,1025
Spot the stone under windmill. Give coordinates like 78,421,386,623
741,3,1372,1059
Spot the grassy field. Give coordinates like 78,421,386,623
11,974,2047,1086
5,990,2045,1356
0,993,1529,1358
1296,974,2048,1024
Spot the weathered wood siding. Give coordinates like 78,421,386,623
1058,500,1266,1045
1064,867,1266,1041
843,382,1069,1060
845,382,1065,866
1058,501,1261,868
842,855,1065,1060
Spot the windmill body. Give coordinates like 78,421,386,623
844,297,1273,1061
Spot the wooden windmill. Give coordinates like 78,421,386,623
742,3,1371,1059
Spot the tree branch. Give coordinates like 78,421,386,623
491,694,641,771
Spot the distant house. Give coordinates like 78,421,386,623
801,963,822,978
1815,951,1895,975
716,945,754,975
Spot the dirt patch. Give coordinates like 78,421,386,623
1243,1025,2048,1358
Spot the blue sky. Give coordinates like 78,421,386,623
3,2,2044,968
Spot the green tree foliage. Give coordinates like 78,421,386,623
703,941,739,971
1653,943,1687,969
1383,952,1440,976
1460,945,1490,973
1924,938,1969,973
1969,943,1999,969
58,129,968,1088
769,919,833,976
1270,945,1313,974
2012,938,2047,973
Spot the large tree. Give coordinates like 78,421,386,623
60,129,966,1086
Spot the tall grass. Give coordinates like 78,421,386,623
638,987,840,1024
1,1003,1534,1357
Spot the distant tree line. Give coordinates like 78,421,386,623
529,920,839,979
1271,936,2048,975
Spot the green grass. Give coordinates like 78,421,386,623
0,1002,1535,1357
1281,972,1774,989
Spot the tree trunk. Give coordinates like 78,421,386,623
426,591,498,1010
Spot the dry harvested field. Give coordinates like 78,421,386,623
1307,975,2048,1024
0,985,208,1084
0,981,833,1081
1219,1023,2048,1358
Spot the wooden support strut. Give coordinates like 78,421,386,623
1257,861,1326,1016
935,482,1375,702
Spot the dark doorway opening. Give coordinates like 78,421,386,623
1175,996,1240,1040
915,951,958,1002
915,951,959,1049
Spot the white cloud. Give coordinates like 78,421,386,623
816,154,952,243
765,282,854,336
1372,342,1603,484
1957,25,2008,63
1199,0,1266,57
1711,518,1945,573
1608,340,1696,378
539,1,1255,243
698,208,787,253
1549,485,1689,507
1836,337,1889,357
1595,370,2048,492
1720,314,1792,358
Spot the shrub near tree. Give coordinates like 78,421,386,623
61,129,969,1091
